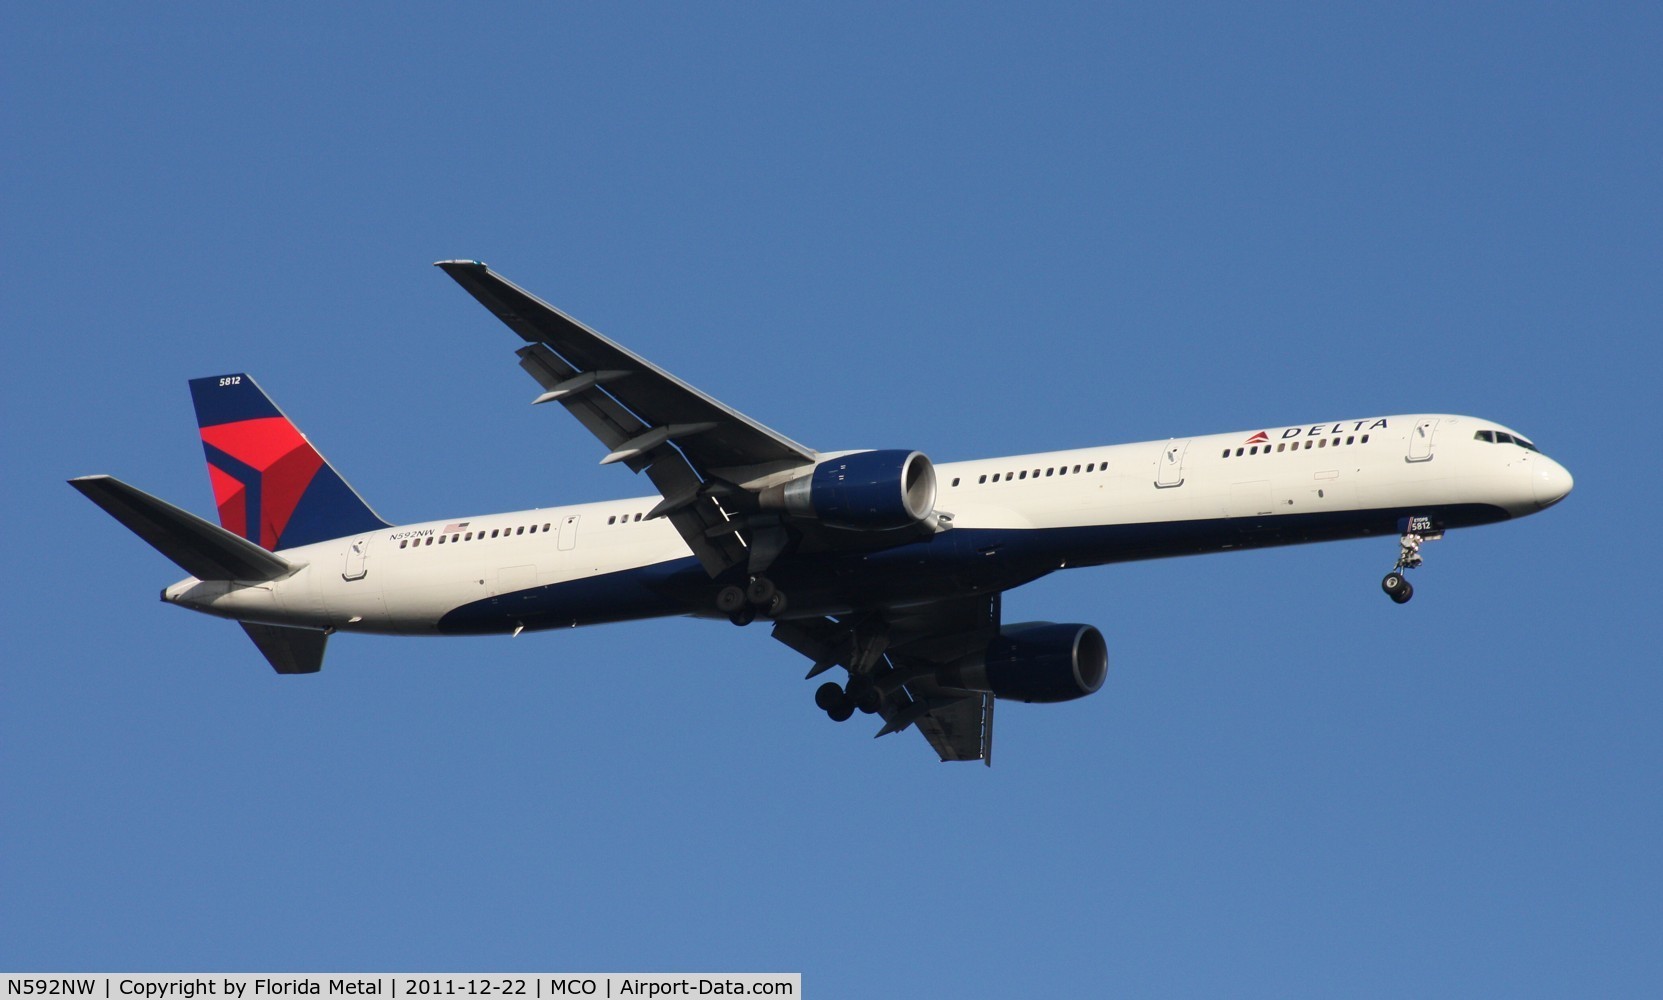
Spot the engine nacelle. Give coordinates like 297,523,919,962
937,622,1108,703
761,449,937,530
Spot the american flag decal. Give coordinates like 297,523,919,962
443,522,471,533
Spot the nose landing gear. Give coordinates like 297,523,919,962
1381,524,1440,604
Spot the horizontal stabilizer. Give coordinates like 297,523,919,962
69,475,295,582
240,622,327,674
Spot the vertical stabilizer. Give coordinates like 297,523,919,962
189,374,389,551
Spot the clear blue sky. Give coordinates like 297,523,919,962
5,4,1659,995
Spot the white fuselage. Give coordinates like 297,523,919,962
165,414,1571,636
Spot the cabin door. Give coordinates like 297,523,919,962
1407,419,1439,462
342,536,371,581
1156,439,1190,488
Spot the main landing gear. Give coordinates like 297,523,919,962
1381,529,1435,604
716,575,788,626
814,675,882,723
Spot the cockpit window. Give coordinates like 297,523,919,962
1477,428,1541,451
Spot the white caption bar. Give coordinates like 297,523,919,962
3,976,800,1000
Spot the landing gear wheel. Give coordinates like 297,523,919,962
716,585,746,614
814,681,846,712
845,676,881,714
815,681,855,721
728,605,756,627
1382,573,1414,604
746,576,777,605
764,591,789,619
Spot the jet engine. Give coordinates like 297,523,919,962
760,449,937,530
936,622,1108,703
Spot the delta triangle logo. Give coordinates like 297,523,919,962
1245,431,1269,445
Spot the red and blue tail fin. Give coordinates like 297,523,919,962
189,374,389,551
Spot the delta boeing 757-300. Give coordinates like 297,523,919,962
72,261,1574,763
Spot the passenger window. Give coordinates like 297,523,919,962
425,536,433,546
438,535,445,544
1277,443,1286,452
1045,468,1054,477
516,526,524,535
1019,471,1027,480
1072,465,1081,473
400,539,408,549
952,477,961,487
1346,436,1354,445
608,516,616,524
1361,434,1369,444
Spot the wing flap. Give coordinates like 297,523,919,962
773,594,1002,764
515,342,747,577
911,690,993,765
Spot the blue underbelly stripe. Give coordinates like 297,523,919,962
434,503,1510,635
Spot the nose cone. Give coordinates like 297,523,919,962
1532,456,1574,508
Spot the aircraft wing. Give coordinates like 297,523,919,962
436,261,817,475
773,593,1002,765
437,261,821,577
